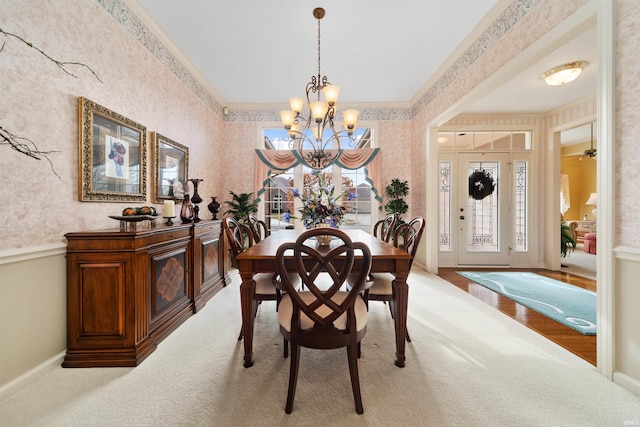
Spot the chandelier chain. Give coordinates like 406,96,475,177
317,17,321,84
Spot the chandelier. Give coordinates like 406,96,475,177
278,7,360,170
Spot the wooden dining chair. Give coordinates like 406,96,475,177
373,213,397,243
247,214,269,243
224,217,294,343
351,216,425,342
275,228,372,414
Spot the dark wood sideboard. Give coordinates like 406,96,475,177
62,220,229,368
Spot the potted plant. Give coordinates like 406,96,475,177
224,191,258,224
383,178,409,229
561,220,577,258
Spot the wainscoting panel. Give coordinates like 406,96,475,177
613,245,640,395
0,244,66,400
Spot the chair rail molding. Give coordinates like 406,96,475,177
0,243,66,266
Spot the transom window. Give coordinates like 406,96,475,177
438,131,532,151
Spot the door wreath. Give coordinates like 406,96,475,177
468,170,495,200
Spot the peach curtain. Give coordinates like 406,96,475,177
254,149,381,203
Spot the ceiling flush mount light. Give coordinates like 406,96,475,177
540,61,588,86
279,7,360,169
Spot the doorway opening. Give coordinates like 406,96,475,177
438,131,532,268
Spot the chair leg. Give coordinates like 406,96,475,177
285,343,301,414
347,343,364,414
237,327,243,341
253,299,259,318
406,329,411,342
283,338,288,358
387,300,395,318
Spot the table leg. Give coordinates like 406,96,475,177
392,268,409,368
239,271,256,368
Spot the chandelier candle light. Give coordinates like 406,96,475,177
279,7,360,170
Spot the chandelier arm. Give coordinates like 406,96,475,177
307,78,319,98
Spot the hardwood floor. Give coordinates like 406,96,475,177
437,267,597,366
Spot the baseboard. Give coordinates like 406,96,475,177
613,370,640,397
0,352,65,402
412,261,427,272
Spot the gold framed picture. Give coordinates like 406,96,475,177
78,96,147,202
152,132,189,203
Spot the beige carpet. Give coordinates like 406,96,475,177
1,269,638,426
561,243,596,280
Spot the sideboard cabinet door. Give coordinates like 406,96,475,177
193,221,226,312
63,224,193,368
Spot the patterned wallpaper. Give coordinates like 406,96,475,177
96,0,224,117
616,0,640,246
0,0,224,250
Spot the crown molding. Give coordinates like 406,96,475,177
225,105,411,123
97,0,226,116
411,0,541,117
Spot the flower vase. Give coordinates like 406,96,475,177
207,196,221,220
315,223,332,246
180,193,194,223
189,178,203,223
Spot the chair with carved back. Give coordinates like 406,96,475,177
373,213,397,243
224,217,296,344
275,228,372,414
350,216,425,342
247,214,269,243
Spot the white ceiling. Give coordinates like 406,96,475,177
133,0,596,141
134,0,502,104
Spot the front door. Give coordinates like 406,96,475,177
457,153,511,265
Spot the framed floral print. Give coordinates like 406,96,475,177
78,97,147,202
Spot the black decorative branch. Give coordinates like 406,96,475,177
0,28,102,83
1,28,103,179
0,126,61,179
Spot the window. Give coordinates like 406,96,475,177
262,127,375,231
439,161,452,251
262,167,295,231
514,160,528,251
438,131,531,151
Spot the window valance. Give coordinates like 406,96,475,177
254,149,382,204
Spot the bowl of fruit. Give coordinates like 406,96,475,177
109,206,160,222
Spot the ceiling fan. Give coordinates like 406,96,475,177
584,122,597,157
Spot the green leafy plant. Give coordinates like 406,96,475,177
224,191,258,224
561,221,577,258
384,178,409,227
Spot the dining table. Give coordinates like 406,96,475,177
235,228,413,368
